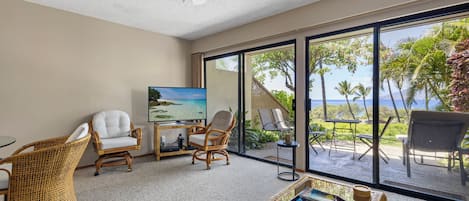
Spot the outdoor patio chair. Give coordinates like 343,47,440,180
272,108,294,132
258,108,278,131
308,124,326,155
259,108,293,138
357,116,393,163
404,110,469,186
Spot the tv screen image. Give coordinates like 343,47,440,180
148,87,207,122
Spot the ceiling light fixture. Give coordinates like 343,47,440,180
182,0,207,6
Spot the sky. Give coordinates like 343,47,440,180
214,22,437,100
263,24,433,100
152,87,206,100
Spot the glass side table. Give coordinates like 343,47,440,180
277,140,300,181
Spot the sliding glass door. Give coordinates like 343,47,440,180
307,28,374,183
205,41,296,161
306,7,469,200
244,44,296,163
379,15,469,200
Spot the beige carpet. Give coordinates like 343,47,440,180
74,154,422,201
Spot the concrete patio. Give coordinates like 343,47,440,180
246,140,469,200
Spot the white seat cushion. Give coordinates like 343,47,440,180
92,110,131,139
189,134,212,146
101,137,137,150
0,163,12,190
66,123,89,143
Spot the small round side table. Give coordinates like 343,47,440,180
276,140,300,181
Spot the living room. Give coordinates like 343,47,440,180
1,0,469,200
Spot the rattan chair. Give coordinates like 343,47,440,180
0,125,90,201
89,110,142,176
189,111,236,170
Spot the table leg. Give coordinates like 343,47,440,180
277,145,279,175
292,147,296,181
329,122,337,157
353,122,357,160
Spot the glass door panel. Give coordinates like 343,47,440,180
379,16,469,200
244,44,296,164
307,29,374,183
205,55,241,152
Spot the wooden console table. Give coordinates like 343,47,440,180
154,122,200,160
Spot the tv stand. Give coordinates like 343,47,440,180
153,121,201,160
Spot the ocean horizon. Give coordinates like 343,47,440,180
311,99,440,110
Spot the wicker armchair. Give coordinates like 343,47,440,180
188,111,236,170
0,131,90,201
89,110,142,176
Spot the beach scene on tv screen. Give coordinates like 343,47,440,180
149,87,206,122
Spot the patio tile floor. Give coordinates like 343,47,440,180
246,141,469,200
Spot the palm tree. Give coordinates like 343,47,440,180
353,83,371,121
335,80,356,120
309,36,371,120
380,44,402,122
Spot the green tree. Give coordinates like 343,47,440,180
353,83,371,121
381,18,469,113
251,48,295,91
309,36,372,120
380,43,403,122
149,88,161,102
335,80,356,120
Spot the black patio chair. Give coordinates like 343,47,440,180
404,110,469,187
308,124,326,155
357,116,393,163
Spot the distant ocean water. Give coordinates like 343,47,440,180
311,99,440,110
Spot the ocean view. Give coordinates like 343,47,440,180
149,99,206,122
311,99,440,110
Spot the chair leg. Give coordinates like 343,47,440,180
358,147,372,160
95,156,104,176
192,150,197,165
124,152,133,172
310,142,318,155
459,150,466,186
223,150,230,165
406,146,411,178
206,151,212,170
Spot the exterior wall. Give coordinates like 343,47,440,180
205,61,239,122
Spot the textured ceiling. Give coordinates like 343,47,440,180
25,0,320,40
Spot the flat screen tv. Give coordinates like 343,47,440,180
148,87,207,122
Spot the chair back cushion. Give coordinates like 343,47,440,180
210,111,234,131
272,108,290,131
408,110,469,152
65,123,89,143
258,109,277,131
92,110,131,139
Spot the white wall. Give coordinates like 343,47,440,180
0,0,191,166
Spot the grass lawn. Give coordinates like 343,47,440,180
310,119,408,146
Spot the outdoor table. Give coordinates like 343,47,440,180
325,119,360,159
